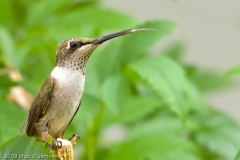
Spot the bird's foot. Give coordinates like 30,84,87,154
42,127,62,150
43,134,62,150
48,138,62,150
69,134,80,145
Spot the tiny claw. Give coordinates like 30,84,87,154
54,139,62,148
69,134,80,145
46,138,62,150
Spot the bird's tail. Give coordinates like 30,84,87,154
19,113,28,135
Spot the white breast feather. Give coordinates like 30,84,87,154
50,66,85,107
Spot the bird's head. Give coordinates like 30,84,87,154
55,29,134,71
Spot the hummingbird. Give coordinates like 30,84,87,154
19,29,144,147
19,28,177,148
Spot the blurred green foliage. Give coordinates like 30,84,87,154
0,1,240,160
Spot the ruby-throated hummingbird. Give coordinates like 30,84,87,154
19,29,144,147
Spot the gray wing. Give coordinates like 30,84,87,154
25,76,54,136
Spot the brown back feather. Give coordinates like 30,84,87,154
26,76,54,136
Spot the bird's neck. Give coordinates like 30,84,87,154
56,59,87,73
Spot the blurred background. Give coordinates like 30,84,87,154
104,0,240,121
0,1,240,160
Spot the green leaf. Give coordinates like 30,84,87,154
120,20,177,65
234,150,240,160
0,27,17,68
192,111,240,160
0,135,53,158
226,65,240,77
92,20,176,82
7,0,28,27
129,56,192,118
101,75,130,114
163,43,185,61
121,97,161,123
26,0,69,26
85,51,104,97
105,135,199,160
149,151,200,160
0,99,25,145
128,116,182,140
187,66,232,92
30,53,53,83
47,7,138,39
0,1,13,26
93,41,124,83
0,72,17,97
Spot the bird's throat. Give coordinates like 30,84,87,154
51,66,85,86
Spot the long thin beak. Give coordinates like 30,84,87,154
93,28,180,45
93,29,135,44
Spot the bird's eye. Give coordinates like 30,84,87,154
69,41,81,49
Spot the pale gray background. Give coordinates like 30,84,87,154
104,0,240,121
